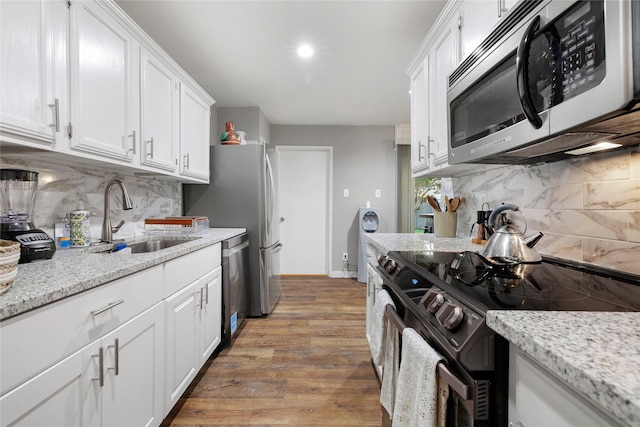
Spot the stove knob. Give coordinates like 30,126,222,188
436,302,465,330
422,290,445,314
377,255,388,267
385,260,398,274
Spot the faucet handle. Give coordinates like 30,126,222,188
112,220,125,233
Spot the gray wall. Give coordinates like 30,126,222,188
271,125,397,275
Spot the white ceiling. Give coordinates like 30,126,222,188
116,0,447,126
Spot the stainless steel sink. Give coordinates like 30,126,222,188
93,238,200,254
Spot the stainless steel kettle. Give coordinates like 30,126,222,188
478,204,543,265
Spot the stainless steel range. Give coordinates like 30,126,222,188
377,250,640,426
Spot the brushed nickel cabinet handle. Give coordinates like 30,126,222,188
146,137,154,158
92,346,104,387
91,299,124,316
108,338,119,376
48,98,60,132
183,153,190,169
128,131,136,154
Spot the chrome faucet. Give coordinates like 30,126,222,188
101,179,134,243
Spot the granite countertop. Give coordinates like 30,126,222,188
488,311,640,426
366,232,484,254
0,228,246,321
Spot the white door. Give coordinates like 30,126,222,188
276,146,332,275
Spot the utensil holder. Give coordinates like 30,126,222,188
434,212,457,237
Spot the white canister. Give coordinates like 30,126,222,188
70,210,91,247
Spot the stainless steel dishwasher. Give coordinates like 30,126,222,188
221,232,250,347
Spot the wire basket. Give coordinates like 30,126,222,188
0,240,20,294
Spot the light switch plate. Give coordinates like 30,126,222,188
343,189,349,197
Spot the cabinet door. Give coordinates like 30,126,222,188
428,16,459,170
101,304,164,427
410,59,429,174
508,345,619,427
198,266,222,364
165,280,200,410
69,0,136,163
459,1,500,60
0,0,65,147
179,83,211,182
0,341,100,427
140,48,179,173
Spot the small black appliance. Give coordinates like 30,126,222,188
0,169,56,263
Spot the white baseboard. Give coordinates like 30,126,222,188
329,270,358,279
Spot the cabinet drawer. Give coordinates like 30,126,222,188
164,243,221,297
0,265,163,395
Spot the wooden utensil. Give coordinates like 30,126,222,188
427,195,441,212
444,196,451,212
449,197,460,212
450,197,465,212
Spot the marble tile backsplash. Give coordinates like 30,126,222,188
451,147,640,275
0,157,182,242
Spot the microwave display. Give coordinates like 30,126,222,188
451,0,606,148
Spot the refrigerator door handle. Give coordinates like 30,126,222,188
265,153,276,238
263,241,283,253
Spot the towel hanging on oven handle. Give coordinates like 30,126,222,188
385,305,473,401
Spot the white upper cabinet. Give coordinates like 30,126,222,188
69,0,137,163
140,48,179,173
0,0,67,148
1,0,214,183
179,83,211,182
459,0,518,60
410,60,429,174
427,17,458,171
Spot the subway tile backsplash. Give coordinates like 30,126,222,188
0,157,182,242
452,147,640,275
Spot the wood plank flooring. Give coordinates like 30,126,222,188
163,275,382,426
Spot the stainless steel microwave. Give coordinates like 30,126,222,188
447,0,640,165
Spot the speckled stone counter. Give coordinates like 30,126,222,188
366,232,483,254
0,228,245,321
487,311,640,427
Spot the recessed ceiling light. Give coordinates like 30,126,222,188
565,141,622,156
297,44,314,58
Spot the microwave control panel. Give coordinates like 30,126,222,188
554,0,606,103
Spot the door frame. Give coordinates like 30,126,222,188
275,145,333,275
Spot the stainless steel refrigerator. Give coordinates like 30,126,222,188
183,144,282,316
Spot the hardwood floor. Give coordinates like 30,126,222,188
163,275,383,426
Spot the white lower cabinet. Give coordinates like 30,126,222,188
165,265,222,413
0,243,224,427
95,304,165,427
0,304,164,427
365,244,383,378
508,344,621,427
0,345,86,426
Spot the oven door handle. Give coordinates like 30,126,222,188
385,305,472,400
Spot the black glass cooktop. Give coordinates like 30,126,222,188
388,251,640,312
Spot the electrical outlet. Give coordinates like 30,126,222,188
375,189,381,198
342,252,348,262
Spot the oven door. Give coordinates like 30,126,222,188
448,0,633,165
384,304,493,426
